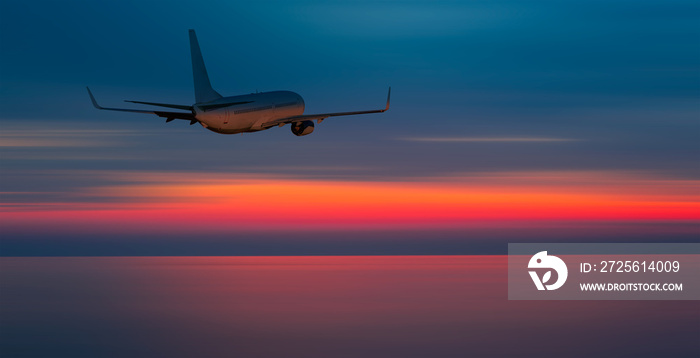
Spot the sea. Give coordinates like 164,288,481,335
1,256,698,357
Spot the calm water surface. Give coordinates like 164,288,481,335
1,256,698,357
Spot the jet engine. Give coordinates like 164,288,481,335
291,120,315,136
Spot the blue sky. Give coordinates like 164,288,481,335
1,0,698,176
1,1,698,255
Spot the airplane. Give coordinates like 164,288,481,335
87,29,390,136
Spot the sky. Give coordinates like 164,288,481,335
1,0,699,255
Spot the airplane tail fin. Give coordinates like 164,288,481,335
189,29,222,104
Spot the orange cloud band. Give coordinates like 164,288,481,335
2,171,699,234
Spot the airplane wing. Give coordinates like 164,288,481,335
262,87,390,128
87,87,198,124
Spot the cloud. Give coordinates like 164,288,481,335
0,128,141,147
2,169,697,256
398,136,581,143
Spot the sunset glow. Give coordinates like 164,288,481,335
3,170,698,235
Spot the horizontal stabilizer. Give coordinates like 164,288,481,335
87,87,196,122
198,101,254,112
125,100,193,111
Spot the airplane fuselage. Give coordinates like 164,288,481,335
195,91,305,134
87,30,388,136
